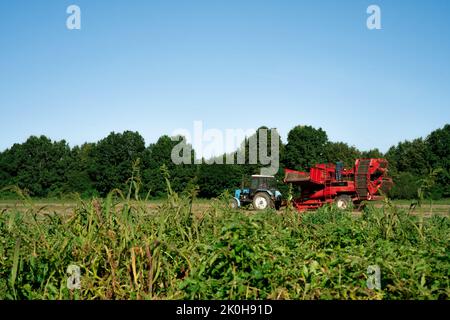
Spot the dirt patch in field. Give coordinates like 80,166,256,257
0,200,448,217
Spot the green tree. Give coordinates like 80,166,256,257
238,127,284,175
325,141,361,168
361,148,384,159
192,127,285,198
425,124,450,197
197,163,243,198
283,125,328,171
385,138,430,176
384,127,450,200
0,149,10,188
89,131,146,196
388,172,420,199
0,136,71,197
143,135,196,197
62,143,96,197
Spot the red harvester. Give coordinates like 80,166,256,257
284,158,393,211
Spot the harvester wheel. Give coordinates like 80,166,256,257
335,195,352,210
252,193,274,210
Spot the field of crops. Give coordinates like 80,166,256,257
0,178,449,300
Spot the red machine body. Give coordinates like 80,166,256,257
284,158,393,211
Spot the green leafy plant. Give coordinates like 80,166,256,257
0,169,448,300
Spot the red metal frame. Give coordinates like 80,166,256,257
284,158,393,211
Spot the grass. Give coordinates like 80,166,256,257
1,197,449,205
380,198,450,205
0,176,448,300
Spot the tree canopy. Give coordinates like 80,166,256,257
284,125,328,171
0,124,448,200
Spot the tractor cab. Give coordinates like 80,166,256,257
250,175,278,195
231,175,282,210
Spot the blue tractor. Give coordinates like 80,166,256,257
231,175,282,210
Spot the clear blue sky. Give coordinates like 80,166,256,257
1,0,449,153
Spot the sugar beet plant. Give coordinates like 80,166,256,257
0,169,448,299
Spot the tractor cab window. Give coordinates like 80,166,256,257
251,176,277,190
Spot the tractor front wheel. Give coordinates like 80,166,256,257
335,195,352,210
230,198,239,209
252,193,274,210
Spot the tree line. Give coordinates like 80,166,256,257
0,124,448,200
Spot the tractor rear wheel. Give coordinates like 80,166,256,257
335,195,352,210
252,193,274,210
